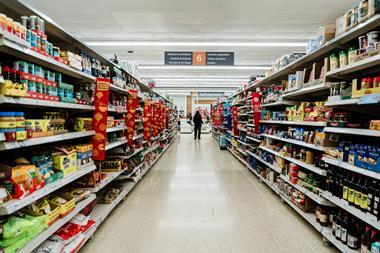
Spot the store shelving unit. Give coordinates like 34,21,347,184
0,1,179,252
216,10,380,253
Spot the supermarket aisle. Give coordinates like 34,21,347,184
81,134,337,253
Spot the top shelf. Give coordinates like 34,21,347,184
231,14,380,97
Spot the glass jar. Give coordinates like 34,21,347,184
330,54,339,70
348,47,357,64
339,50,348,67
361,77,373,89
373,77,380,88
0,112,16,142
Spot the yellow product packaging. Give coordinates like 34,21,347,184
52,147,78,175
0,80,13,96
42,119,51,132
16,131,27,141
22,199,60,225
34,120,44,132
48,193,75,217
74,144,88,153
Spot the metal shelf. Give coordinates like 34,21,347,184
281,83,331,99
322,156,380,180
324,127,380,137
0,35,95,83
260,120,327,127
106,126,127,133
246,136,261,143
280,175,333,206
261,177,281,194
259,146,326,176
260,101,297,108
108,106,127,113
261,134,329,151
0,95,95,110
0,163,96,215
105,139,127,150
324,98,359,107
17,194,96,253
0,131,95,151
247,150,282,174
133,133,144,140
236,147,247,156
143,144,160,155
322,192,380,231
227,147,249,167
116,162,145,181
110,84,129,95
326,54,380,78
321,229,358,253
237,139,248,146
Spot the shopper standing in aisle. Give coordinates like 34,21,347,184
193,111,203,140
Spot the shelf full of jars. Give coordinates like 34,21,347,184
0,2,178,253
218,1,380,252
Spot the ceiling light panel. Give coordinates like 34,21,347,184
86,41,307,47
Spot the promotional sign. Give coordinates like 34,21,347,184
165,51,234,65
252,92,261,134
143,99,152,141
165,52,192,65
198,92,225,97
126,90,138,145
92,78,110,161
232,106,238,136
152,102,160,136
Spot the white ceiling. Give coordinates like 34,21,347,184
26,0,358,93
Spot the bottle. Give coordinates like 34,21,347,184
347,217,360,249
338,171,344,198
361,177,368,212
335,210,342,240
368,230,378,253
329,208,335,227
320,207,329,227
368,180,374,214
343,172,350,200
374,182,380,218
341,213,348,244
348,174,356,205
332,210,337,235
355,175,363,208
361,225,372,253
315,206,320,223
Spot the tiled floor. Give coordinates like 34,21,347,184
81,134,338,253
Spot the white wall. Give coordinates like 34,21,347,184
169,95,187,116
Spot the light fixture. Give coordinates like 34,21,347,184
86,41,307,47
153,78,247,82
139,65,269,70
142,75,250,79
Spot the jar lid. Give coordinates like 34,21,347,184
348,47,356,51
374,77,380,81
339,50,347,55
0,112,15,117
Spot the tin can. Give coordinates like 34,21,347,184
19,61,27,73
6,17,13,33
50,72,55,82
40,35,46,52
28,80,36,92
29,15,37,30
20,16,28,27
31,31,37,47
38,18,45,34
36,34,41,50
55,73,62,84
13,21,21,37
47,42,53,56
36,82,43,94
34,66,43,78
26,29,32,44
0,14,6,30
367,31,380,47
20,25,26,40
28,63,35,75
53,46,60,58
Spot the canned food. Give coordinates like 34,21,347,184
28,80,36,92
13,21,21,37
53,47,60,58
20,16,28,27
36,34,41,50
31,31,37,47
367,31,380,47
40,35,46,52
0,14,7,30
55,73,62,84
34,66,43,78
20,25,26,40
36,82,43,93
26,29,32,44
6,17,13,33
38,18,45,34
29,15,37,30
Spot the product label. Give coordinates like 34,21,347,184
361,194,368,210
320,214,328,223
348,189,355,203
343,186,348,200
360,245,368,253
347,235,358,248
355,191,362,206
335,225,341,239
341,228,347,243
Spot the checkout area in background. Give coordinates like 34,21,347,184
179,110,211,134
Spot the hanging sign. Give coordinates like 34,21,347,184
92,77,110,161
165,51,234,65
232,106,238,136
143,99,153,141
252,92,261,134
126,90,138,145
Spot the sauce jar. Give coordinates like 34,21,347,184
359,35,368,49
13,21,21,38
367,31,380,47
339,50,348,67
361,77,373,89
5,17,13,33
330,54,339,70
15,112,26,140
359,0,369,21
373,77,380,88
0,14,6,30
0,112,16,142
348,47,357,64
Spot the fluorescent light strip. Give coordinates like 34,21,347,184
86,41,306,47
142,75,250,79
139,65,269,70
153,78,247,82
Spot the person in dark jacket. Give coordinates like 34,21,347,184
193,111,203,140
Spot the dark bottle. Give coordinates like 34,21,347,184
340,213,348,244
319,207,329,227
347,217,360,249
332,210,337,235
360,177,368,212
338,172,344,198
326,168,333,193
335,210,342,240
355,176,363,208
348,174,356,205
368,230,378,253
368,180,374,214
374,181,380,218
343,172,350,201
360,225,372,253
315,206,320,223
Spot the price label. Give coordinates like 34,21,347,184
358,94,380,105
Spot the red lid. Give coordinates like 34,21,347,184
374,77,380,82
